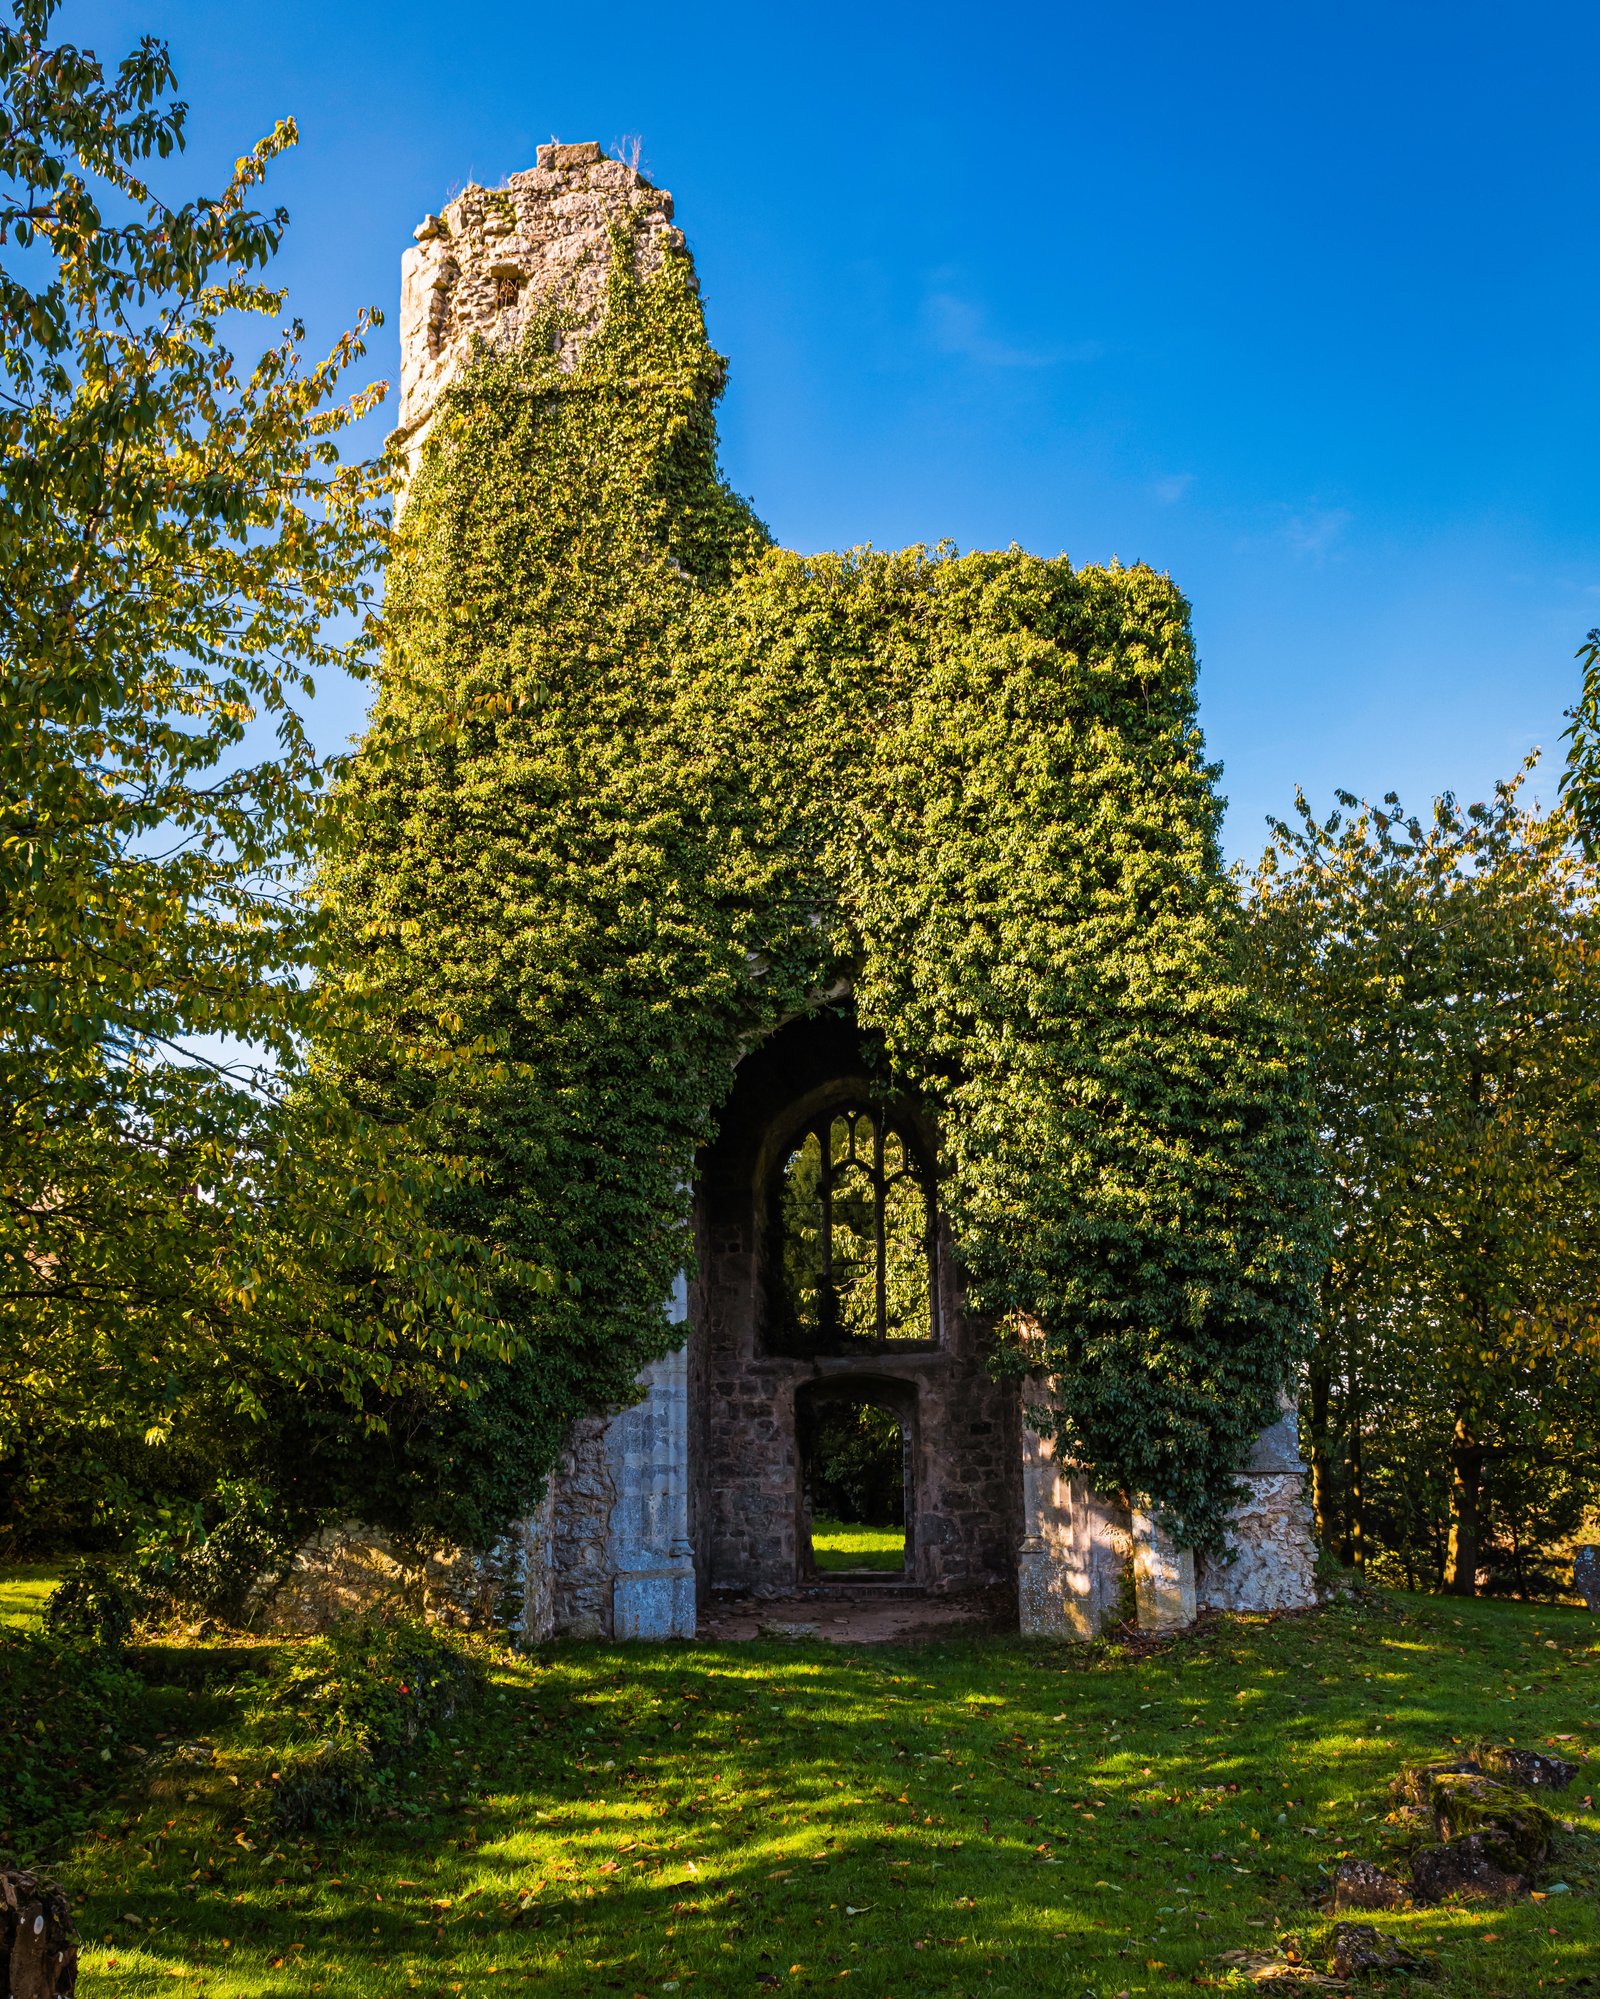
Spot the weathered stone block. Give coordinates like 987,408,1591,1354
614,1571,695,1640
1428,1772,1551,1867
1017,1406,1130,1639
1477,1743,1578,1792
535,141,605,170
1390,1757,1482,1810
1132,1508,1196,1632
1331,1921,1416,1980
1410,1834,1529,1903
1331,1856,1410,1910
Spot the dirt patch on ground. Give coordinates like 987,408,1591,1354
700,1583,1014,1644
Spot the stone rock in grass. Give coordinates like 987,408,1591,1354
1389,1758,1481,1810
1331,1856,1410,1910
1574,1544,1600,1611
0,1869,78,1997
1427,1771,1552,1867
1215,1946,1343,1988
1410,1834,1529,1904
1476,1743,1578,1793
1331,1921,1419,1980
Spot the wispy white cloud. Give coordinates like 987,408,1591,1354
1153,472,1194,506
1281,504,1351,562
923,290,1102,369
1230,500,1354,564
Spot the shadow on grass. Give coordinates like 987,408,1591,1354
64,1592,1600,1999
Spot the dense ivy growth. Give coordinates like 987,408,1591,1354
324,221,1323,1552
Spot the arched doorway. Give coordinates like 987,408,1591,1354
690,1007,1022,1600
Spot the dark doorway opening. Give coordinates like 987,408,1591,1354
797,1386,912,1579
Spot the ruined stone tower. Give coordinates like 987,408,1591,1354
395,146,1321,1643
395,141,681,480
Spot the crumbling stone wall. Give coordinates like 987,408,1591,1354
386,146,1322,1644
550,1414,616,1637
1195,1401,1319,1613
260,1522,524,1633
396,140,683,474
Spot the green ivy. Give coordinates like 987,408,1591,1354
322,218,1324,1554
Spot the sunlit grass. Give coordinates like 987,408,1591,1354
37,1590,1600,1997
811,1516,905,1572
0,1563,58,1629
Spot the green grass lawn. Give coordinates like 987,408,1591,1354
20,1589,1600,1997
0,1562,59,1629
812,1517,906,1573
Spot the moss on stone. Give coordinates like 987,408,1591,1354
1428,1771,1553,1869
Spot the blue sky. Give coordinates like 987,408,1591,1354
69,0,1600,861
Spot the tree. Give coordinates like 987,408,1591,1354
1563,629,1600,848
1249,766,1600,1594
0,2,522,1516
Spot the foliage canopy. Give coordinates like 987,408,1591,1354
1249,768,1600,1593
1564,628,1600,847
0,1,521,1500
326,221,1323,1552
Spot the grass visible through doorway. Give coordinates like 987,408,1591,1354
811,1514,904,1571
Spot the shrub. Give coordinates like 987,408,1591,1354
260,1613,481,1829
41,1568,137,1649
0,1629,139,1862
132,1480,298,1624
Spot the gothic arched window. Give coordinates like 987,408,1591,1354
769,1103,937,1355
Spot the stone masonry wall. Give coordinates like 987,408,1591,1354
1195,1402,1319,1613
695,1012,1022,1599
551,1413,615,1638
396,140,684,475
390,150,1321,1644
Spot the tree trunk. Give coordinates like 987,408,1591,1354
1444,1412,1485,1596
1347,1417,1366,1574
0,1870,77,1996
1307,1354,1333,1548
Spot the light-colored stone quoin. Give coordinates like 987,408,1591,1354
1017,1380,1129,1639
396,139,682,479
1132,1509,1198,1632
385,148,1323,1646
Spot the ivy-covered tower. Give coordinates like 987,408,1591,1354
348,140,1323,1641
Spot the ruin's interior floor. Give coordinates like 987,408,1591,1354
699,1582,1015,1644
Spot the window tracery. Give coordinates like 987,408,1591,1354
769,1102,937,1354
